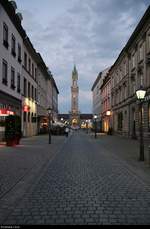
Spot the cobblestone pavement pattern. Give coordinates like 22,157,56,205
1,132,150,225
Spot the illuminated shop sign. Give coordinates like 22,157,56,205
0,109,15,116
23,105,30,112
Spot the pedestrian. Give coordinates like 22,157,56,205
65,127,69,137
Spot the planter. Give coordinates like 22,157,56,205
6,139,16,147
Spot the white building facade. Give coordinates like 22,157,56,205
0,0,23,141
0,0,59,141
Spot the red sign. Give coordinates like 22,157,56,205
23,105,30,112
0,109,15,116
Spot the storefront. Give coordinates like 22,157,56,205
0,91,21,142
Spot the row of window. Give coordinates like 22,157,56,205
111,35,150,89
3,22,22,63
23,112,37,123
116,104,150,132
23,77,37,101
2,59,37,100
23,52,37,81
3,21,37,81
2,59,21,93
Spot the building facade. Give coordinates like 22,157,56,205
100,73,111,133
0,0,59,141
91,68,110,132
0,0,23,141
110,6,150,139
22,38,38,137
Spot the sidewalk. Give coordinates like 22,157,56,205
89,132,150,184
0,134,66,200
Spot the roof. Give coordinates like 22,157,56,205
51,76,59,95
110,5,150,72
91,67,111,91
91,73,102,91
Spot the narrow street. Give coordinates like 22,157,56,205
1,131,150,225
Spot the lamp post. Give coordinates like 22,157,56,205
136,87,146,161
86,120,88,134
47,107,52,144
94,115,98,139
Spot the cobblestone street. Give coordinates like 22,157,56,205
0,131,150,225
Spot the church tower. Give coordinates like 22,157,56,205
70,65,80,127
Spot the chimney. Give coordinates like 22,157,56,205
10,1,17,12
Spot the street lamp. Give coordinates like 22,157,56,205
106,110,112,135
136,87,146,161
94,115,98,139
47,107,52,144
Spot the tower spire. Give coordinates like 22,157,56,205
71,65,80,128
72,64,78,81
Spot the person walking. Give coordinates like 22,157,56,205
65,127,69,137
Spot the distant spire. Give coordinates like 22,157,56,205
72,65,78,80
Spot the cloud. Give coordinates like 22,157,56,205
16,0,150,113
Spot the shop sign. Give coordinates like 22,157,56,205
0,109,15,116
23,105,30,112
